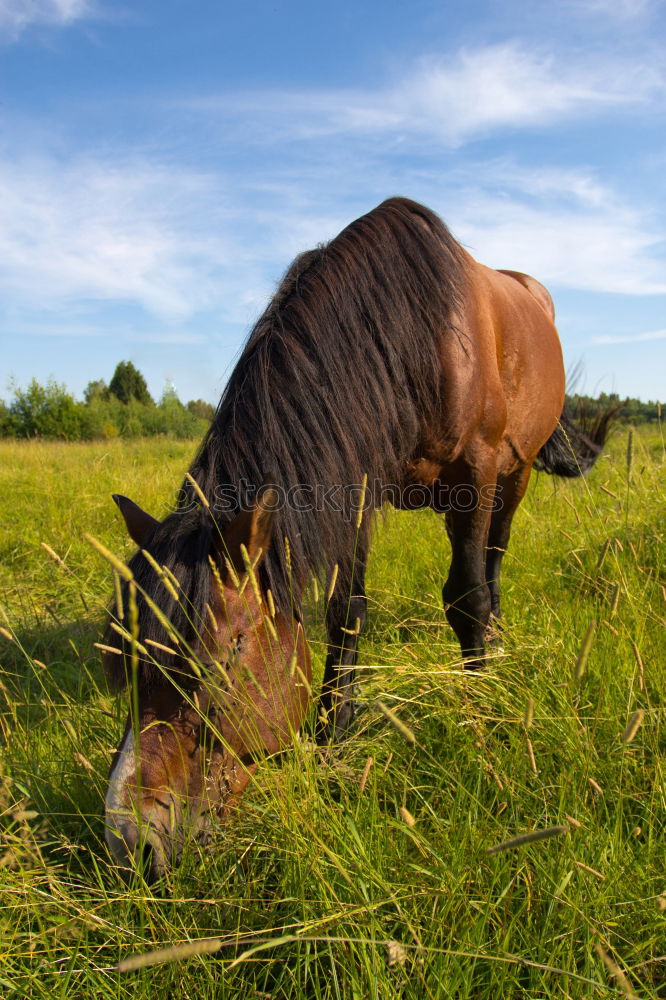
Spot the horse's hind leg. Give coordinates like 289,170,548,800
441,454,496,668
485,465,532,638
316,565,367,743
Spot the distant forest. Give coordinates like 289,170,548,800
567,392,663,427
0,362,215,440
0,361,662,441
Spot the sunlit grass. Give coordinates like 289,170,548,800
0,429,664,998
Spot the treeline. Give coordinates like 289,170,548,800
569,392,663,426
0,362,216,441
0,365,662,441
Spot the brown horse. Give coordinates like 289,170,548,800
102,197,609,879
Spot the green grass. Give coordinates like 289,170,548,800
0,430,664,999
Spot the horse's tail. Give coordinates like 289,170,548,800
534,404,616,478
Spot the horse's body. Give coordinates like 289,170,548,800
102,198,609,879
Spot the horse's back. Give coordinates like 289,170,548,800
495,269,556,322
455,257,565,472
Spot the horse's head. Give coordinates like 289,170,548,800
102,490,310,881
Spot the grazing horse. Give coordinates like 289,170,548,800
102,197,609,879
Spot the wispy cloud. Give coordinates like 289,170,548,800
592,328,666,344
0,149,663,347
451,194,666,296
0,0,94,40
473,162,612,208
0,156,235,322
394,45,661,143
183,43,664,146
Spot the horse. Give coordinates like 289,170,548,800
101,197,610,879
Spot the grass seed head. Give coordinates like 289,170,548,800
386,940,408,967
145,638,178,656
609,582,620,618
594,943,638,999
400,806,416,827
184,472,210,508
487,825,569,855
205,602,218,633
40,542,70,572
574,621,596,682
240,543,262,605
376,700,416,745
622,709,644,743
523,697,535,730
326,564,339,602
359,756,374,794
84,533,133,581
355,473,368,529
113,570,124,620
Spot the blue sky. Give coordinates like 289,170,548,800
1,0,664,404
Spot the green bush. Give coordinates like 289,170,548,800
8,378,86,440
2,376,211,441
83,379,110,404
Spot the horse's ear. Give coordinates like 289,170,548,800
112,494,159,547
218,486,278,579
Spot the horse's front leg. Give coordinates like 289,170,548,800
316,566,367,743
441,454,496,668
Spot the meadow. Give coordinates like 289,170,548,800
0,428,664,999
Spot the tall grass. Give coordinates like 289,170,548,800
0,430,664,998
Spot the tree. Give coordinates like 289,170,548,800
186,398,215,422
108,361,153,405
0,399,12,437
160,381,180,407
84,379,110,404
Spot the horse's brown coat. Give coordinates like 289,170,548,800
102,198,606,879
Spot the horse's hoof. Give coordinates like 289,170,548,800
463,659,486,671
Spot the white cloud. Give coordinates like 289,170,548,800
450,194,666,297
232,163,663,301
0,0,93,39
395,46,652,143
184,43,664,146
0,156,234,322
457,160,613,209
0,149,360,340
0,148,663,354
592,328,666,344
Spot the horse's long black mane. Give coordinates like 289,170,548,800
191,197,464,604
110,198,465,686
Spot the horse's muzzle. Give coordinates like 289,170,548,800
105,812,172,883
